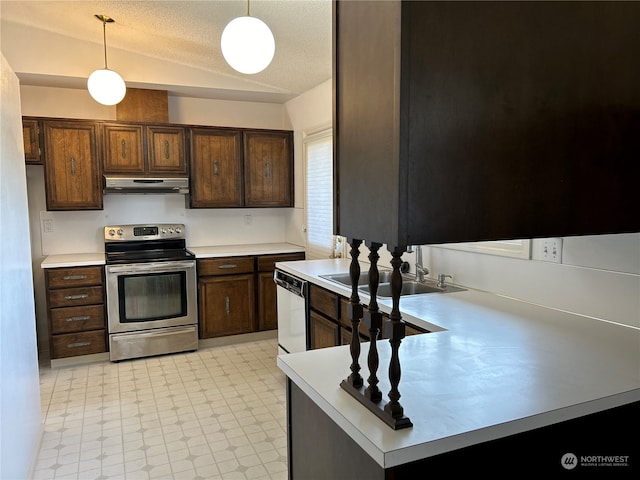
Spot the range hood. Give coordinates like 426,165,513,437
104,176,189,195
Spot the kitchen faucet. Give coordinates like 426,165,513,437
411,245,429,282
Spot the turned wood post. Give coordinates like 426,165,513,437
346,238,364,388
364,242,383,403
384,247,409,421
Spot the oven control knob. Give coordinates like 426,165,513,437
169,228,175,234
108,229,116,237
117,228,124,236
175,227,182,234
161,228,167,234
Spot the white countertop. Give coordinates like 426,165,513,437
189,242,304,258
275,258,640,468
41,253,106,268
40,243,304,268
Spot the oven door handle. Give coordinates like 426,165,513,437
106,261,196,274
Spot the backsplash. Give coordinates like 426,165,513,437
424,233,639,329
27,164,293,257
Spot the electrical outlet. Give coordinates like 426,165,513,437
532,238,563,263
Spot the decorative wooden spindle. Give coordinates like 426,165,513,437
346,238,364,388
364,242,383,403
383,247,412,427
340,240,412,430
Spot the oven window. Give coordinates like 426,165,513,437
118,272,187,322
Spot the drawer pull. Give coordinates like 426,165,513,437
164,140,170,159
63,274,88,281
225,296,230,315
64,294,89,300
66,316,90,322
218,264,237,269
214,160,219,176
67,342,91,348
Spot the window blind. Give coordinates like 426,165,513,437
304,128,334,260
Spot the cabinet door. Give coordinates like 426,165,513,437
199,274,255,338
147,125,187,175
309,311,339,349
23,118,42,164
190,128,243,207
103,124,144,174
244,130,293,207
43,120,102,210
258,271,277,331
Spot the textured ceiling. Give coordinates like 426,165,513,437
0,0,332,102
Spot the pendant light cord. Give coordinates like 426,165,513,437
102,18,109,69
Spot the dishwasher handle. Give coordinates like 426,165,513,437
274,270,307,297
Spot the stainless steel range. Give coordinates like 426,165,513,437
104,224,198,362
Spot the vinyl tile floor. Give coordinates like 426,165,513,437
34,339,288,480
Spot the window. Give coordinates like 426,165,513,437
304,127,338,259
434,239,531,259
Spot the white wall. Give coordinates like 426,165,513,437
0,53,42,480
284,79,333,247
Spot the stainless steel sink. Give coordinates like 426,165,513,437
320,270,395,286
320,272,465,297
360,281,465,297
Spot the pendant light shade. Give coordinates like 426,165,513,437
88,68,126,105
88,15,126,105
221,2,275,74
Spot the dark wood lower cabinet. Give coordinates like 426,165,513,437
309,311,339,349
308,283,428,350
45,265,107,359
199,274,255,338
288,380,639,478
198,252,304,338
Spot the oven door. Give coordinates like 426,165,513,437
106,260,197,334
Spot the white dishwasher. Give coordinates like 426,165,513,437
274,270,308,354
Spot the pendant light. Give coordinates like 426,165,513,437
87,14,126,105
221,0,275,74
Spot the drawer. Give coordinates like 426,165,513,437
46,266,103,288
198,257,255,276
257,252,305,272
48,285,104,308
51,330,106,359
50,305,105,334
339,298,371,338
309,284,339,320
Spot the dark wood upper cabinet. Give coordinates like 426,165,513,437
103,123,145,174
189,127,244,207
244,130,293,207
23,117,42,164
334,0,640,248
103,123,187,176
42,120,103,211
146,125,187,174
